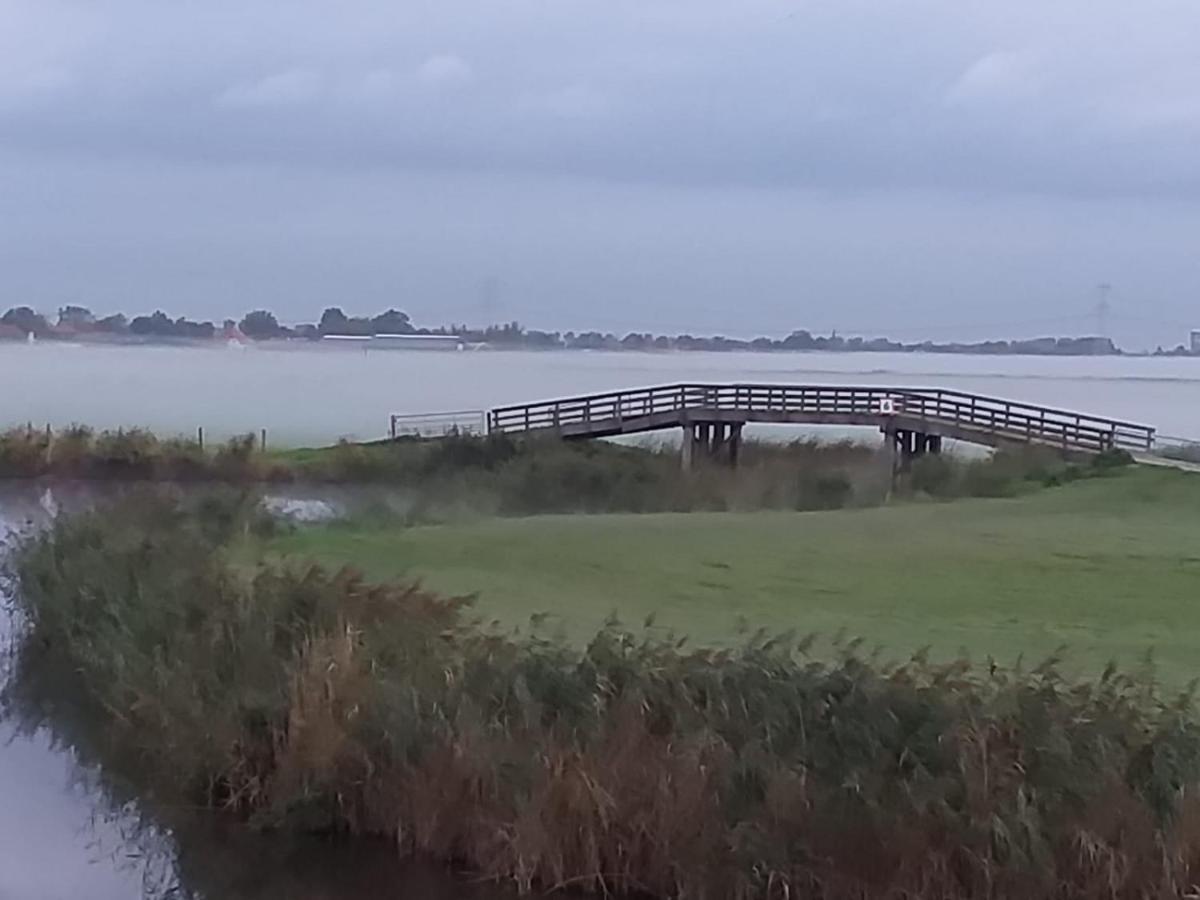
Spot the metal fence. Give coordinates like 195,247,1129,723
389,409,486,439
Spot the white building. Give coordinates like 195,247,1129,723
322,333,465,351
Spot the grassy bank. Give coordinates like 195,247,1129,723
9,490,1200,899
270,465,1198,682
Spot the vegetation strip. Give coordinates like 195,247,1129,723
6,490,1200,898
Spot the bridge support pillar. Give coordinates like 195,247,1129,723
885,428,942,473
681,423,696,471
681,421,744,470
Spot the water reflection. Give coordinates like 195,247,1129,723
0,490,510,900
166,828,508,900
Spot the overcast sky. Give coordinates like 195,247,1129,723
2,0,1199,348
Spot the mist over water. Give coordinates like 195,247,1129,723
3,344,1200,446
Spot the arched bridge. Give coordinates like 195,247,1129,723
485,383,1155,469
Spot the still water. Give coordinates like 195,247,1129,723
3,343,1200,445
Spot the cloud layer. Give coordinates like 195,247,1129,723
1,0,1198,345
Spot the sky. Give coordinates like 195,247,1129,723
2,0,1200,349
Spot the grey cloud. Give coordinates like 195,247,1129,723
2,0,1200,348
0,0,1197,196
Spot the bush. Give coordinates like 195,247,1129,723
1093,447,1135,470
0,427,50,476
909,453,955,496
801,472,853,509
10,493,1200,900
91,427,160,477
960,459,1019,497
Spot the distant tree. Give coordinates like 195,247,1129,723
318,307,349,335
1,306,50,335
525,330,563,349
570,331,611,350
57,305,94,326
129,311,174,336
781,329,815,350
239,310,282,340
173,317,215,340
293,323,319,340
95,313,129,334
370,308,414,335
484,321,526,344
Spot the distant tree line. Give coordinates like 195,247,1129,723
0,303,1128,355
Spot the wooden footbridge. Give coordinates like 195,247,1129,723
481,383,1155,469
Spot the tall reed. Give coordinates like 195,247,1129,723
7,490,1189,899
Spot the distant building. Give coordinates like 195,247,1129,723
322,333,465,351
222,322,250,346
1191,330,1200,354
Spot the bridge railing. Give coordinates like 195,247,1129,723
390,409,486,439
891,388,1154,452
486,383,1155,452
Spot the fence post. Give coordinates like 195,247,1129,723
260,428,267,452
197,426,204,451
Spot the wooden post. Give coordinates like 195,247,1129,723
680,423,696,472
729,422,743,467
197,426,204,450
260,428,267,452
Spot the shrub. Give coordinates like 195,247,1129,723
909,453,955,496
91,427,161,477
960,459,1019,497
1094,447,1135,470
0,427,50,477
801,472,854,509
156,436,211,481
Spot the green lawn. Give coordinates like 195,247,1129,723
268,466,1200,682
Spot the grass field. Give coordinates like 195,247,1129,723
268,465,1200,683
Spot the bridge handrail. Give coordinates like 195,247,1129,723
485,382,1155,451
898,386,1153,431
390,409,486,439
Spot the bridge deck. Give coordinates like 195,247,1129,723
486,383,1155,454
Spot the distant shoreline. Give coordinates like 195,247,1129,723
0,333,1187,358
7,304,1191,356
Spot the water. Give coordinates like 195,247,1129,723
0,489,508,900
4,343,1200,445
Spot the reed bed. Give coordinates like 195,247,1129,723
0,425,1128,519
5,490,1198,899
